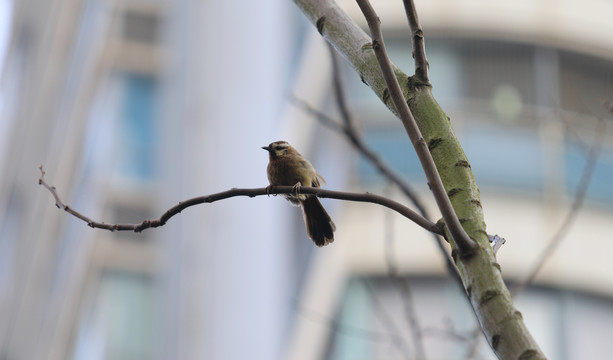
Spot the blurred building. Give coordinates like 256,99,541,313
290,1,613,359
0,0,612,360
0,0,301,359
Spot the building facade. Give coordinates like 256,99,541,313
0,0,612,359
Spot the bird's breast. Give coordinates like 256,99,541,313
267,157,316,187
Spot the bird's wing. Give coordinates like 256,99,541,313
314,172,326,187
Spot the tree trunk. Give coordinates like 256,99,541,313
293,0,547,358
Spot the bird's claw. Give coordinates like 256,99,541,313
292,182,302,196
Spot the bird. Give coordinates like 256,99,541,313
262,141,336,247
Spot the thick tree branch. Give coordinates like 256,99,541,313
38,166,442,235
402,0,429,83
293,0,547,358
292,3,486,257
293,46,465,288
294,0,392,104
355,0,476,256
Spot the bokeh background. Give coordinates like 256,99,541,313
1,0,612,359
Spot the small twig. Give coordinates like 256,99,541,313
401,0,429,83
289,94,348,135
396,279,426,360
364,280,412,360
422,325,476,344
380,187,426,359
38,166,442,235
297,303,404,345
38,165,97,225
355,0,477,256
511,117,605,297
463,326,488,360
328,46,426,215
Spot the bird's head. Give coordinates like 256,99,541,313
262,141,292,159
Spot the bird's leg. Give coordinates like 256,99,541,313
265,185,274,196
292,182,302,197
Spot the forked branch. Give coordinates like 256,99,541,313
355,0,477,257
402,0,429,83
292,46,464,286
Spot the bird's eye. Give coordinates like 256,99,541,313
275,146,284,151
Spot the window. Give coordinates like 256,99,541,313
117,74,158,180
73,271,159,360
327,277,613,360
122,11,160,44
564,139,613,204
351,38,612,204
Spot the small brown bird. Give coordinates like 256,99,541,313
262,141,336,247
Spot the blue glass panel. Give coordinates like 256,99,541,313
329,278,373,360
462,124,544,191
72,271,157,360
564,145,613,204
357,127,424,186
119,74,157,179
359,124,545,191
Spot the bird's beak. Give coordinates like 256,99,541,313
261,146,272,152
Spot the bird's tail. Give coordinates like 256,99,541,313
301,196,336,247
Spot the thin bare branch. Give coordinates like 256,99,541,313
297,303,405,345
364,280,412,360
396,279,426,360
511,117,606,298
463,326,489,360
288,94,348,135
380,199,426,360
328,46,425,214
422,325,477,344
401,0,429,83
355,0,477,256
38,166,442,235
